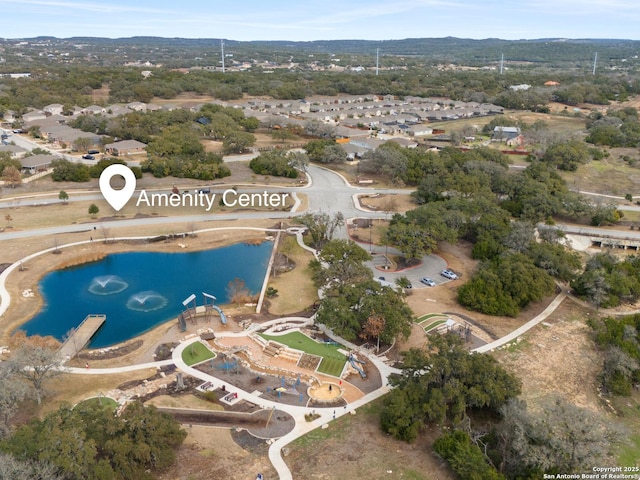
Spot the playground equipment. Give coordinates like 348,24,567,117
348,352,367,378
215,355,238,373
178,294,197,331
266,375,302,398
178,292,228,331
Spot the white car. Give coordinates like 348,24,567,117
420,277,436,286
441,269,458,280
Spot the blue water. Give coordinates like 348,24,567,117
20,242,272,347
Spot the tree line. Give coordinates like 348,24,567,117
380,334,623,479
2,64,638,115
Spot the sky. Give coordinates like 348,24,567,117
1,0,640,42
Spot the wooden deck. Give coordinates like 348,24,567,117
58,314,106,361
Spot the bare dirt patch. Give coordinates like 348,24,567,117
357,192,417,215
493,299,603,412
285,400,454,480
159,426,276,480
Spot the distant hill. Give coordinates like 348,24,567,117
3,36,640,69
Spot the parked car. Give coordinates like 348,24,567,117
197,188,211,194
12,129,23,134
87,149,100,155
420,277,436,286
440,269,458,280
82,154,95,160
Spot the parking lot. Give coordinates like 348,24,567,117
367,252,451,289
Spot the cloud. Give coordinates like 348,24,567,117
1,0,171,15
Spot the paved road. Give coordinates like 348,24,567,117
3,155,632,478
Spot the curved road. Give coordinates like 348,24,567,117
0,162,411,479
2,159,632,478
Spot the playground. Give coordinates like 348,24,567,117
195,356,349,408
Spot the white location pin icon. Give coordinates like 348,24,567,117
99,164,136,211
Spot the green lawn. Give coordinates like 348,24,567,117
182,341,216,366
423,319,447,332
260,331,346,377
415,313,447,323
77,396,118,411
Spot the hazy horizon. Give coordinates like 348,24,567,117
2,0,639,42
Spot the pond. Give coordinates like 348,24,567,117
19,241,272,347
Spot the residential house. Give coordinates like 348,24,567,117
81,105,107,115
22,110,47,123
42,125,101,149
43,103,64,116
506,134,526,148
407,125,434,137
20,154,56,174
492,126,522,142
0,144,27,158
387,137,418,148
350,138,385,151
105,139,147,156
126,102,147,112
2,110,16,123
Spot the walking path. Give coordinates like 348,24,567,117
472,291,568,353
3,160,630,478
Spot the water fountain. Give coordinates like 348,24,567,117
88,275,129,295
125,291,168,312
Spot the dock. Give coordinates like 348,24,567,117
58,314,106,361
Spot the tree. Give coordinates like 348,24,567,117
297,211,345,250
497,397,622,475
2,401,186,480
28,125,41,138
0,453,63,480
271,128,295,143
541,140,591,171
310,239,371,288
316,279,413,343
359,142,408,182
458,253,555,317
321,144,348,164
383,219,436,262
380,335,521,441
222,131,255,154
2,165,22,188
287,150,309,173
8,344,62,405
434,430,505,480
226,278,253,303
88,204,99,218
0,363,28,437
58,190,69,205
51,159,90,182
73,137,93,152
589,314,640,395
601,346,639,395
360,314,385,352
249,150,298,178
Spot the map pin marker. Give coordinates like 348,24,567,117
99,164,136,212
